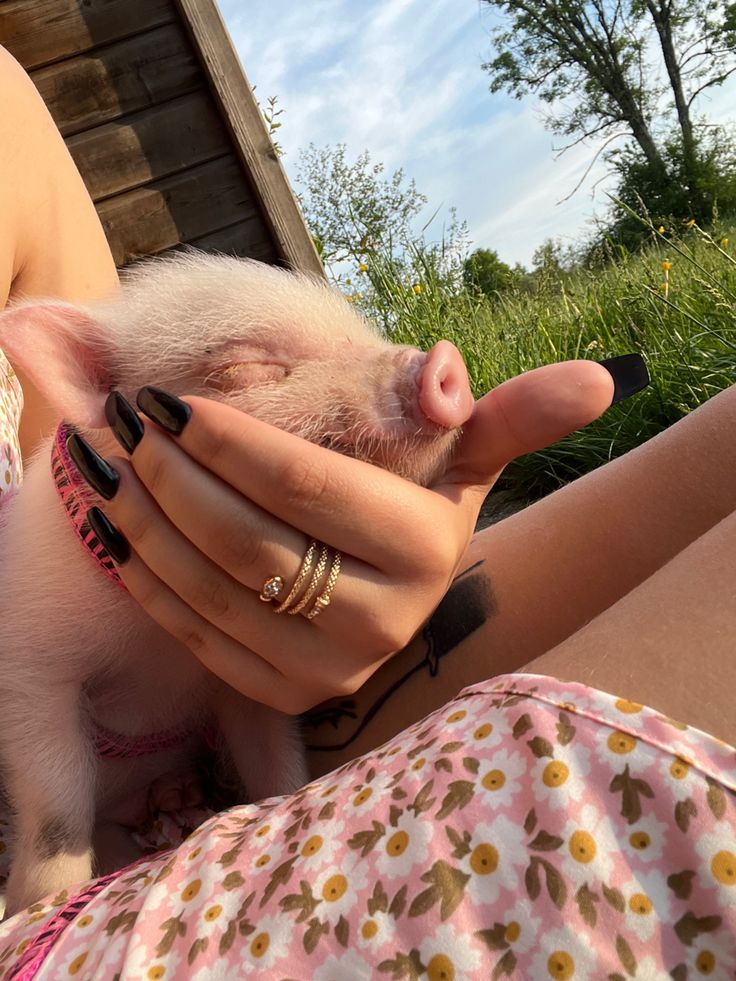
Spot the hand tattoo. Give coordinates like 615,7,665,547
303,557,496,752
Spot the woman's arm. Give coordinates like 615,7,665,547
0,46,119,458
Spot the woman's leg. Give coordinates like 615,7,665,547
307,382,736,770
522,500,736,746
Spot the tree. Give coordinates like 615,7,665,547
463,248,521,296
481,0,736,222
295,143,427,267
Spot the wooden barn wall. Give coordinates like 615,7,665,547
0,0,303,269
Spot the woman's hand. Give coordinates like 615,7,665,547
88,359,627,714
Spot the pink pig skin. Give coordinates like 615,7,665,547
0,252,473,915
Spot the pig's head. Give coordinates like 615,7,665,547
0,253,474,485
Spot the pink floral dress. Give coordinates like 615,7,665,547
0,354,734,979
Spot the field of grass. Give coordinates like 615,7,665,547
353,222,736,504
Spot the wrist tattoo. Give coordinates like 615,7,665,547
302,559,496,752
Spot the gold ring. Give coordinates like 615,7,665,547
259,575,285,603
306,550,342,620
272,540,318,614
288,543,331,615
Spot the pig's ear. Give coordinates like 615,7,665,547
0,302,115,429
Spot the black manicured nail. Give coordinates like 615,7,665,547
86,507,130,565
136,386,192,435
598,353,650,406
66,433,120,501
105,391,144,454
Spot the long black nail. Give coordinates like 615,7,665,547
105,391,144,454
136,386,192,435
66,434,120,501
598,353,650,405
86,507,130,565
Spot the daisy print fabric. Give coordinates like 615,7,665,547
0,674,734,979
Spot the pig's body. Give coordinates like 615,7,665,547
0,253,473,915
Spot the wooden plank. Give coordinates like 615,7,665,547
187,221,278,263
30,23,203,138
174,0,323,277
0,0,176,71
97,155,272,267
67,90,230,202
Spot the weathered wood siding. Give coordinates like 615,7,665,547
0,0,323,274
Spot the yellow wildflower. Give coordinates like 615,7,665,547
412,284,422,295
685,218,696,228
662,260,671,272
720,237,729,248
657,226,665,234
358,263,368,272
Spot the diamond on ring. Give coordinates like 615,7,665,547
260,576,285,602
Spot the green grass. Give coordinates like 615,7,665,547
352,222,736,502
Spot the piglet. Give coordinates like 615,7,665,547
0,252,474,915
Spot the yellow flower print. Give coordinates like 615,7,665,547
477,748,525,808
147,968,165,981
711,850,735,887
696,949,716,974
535,742,591,811
473,722,493,740
621,813,668,864
562,804,616,886
620,871,670,942
312,863,368,924
615,698,644,714
569,830,597,864
463,815,527,907
548,951,575,979
376,809,433,881
493,899,541,955
356,910,392,950
250,932,270,958
426,953,454,980
321,873,349,902
607,731,637,754
204,904,223,922
446,709,466,724
301,834,324,857
242,914,293,971
542,760,570,787
669,757,689,780
419,923,482,977
469,842,499,875
530,927,597,979
68,952,88,976
385,829,410,857
180,879,201,902
482,769,506,791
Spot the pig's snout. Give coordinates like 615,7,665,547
414,340,474,430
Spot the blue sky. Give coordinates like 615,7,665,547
220,0,736,267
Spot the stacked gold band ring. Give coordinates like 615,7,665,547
259,539,342,621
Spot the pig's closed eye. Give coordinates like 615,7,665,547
218,361,289,389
